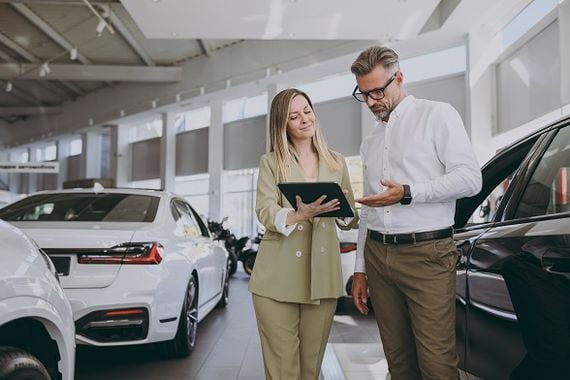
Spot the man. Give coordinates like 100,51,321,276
350,46,482,380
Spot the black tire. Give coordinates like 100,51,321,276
242,250,256,276
228,252,238,276
0,346,50,380
216,260,231,308
157,276,198,358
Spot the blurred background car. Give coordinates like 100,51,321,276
337,228,358,311
0,220,75,380
0,188,230,358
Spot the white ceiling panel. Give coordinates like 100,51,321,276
121,0,440,40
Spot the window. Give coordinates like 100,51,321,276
127,117,163,143
515,126,570,218
0,193,160,222
70,138,82,155
45,143,57,161
177,106,211,132
223,93,268,123
172,199,201,238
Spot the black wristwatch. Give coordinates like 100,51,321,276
400,184,412,205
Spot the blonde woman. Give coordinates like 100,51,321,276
249,88,359,380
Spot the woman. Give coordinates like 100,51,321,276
249,88,359,380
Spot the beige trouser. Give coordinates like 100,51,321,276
365,235,460,380
252,294,337,380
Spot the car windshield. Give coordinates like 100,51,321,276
0,193,159,222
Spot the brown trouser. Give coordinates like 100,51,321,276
364,234,460,380
252,294,337,380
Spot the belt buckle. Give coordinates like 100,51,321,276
411,232,416,244
382,234,386,244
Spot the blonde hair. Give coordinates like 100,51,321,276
351,46,400,76
269,88,342,183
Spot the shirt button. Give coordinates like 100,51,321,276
320,247,325,253
295,251,302,257
321,222,326,228
297,225,304,231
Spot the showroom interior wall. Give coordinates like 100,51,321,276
2,0,570,235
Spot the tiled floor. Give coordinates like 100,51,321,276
75,269,387,380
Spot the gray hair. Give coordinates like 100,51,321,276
351,46,400,76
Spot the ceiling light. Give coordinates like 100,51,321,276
5,81,13,93
39,62,51,77
96,19,106,35
70,48,78,60
151,100,157,108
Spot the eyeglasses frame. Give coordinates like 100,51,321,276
352,72,398,103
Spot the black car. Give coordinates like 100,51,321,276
454,116,570,380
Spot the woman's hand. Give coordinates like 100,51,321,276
287,195,340,224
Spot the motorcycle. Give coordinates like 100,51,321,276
208,217,256,276
240,230,263,275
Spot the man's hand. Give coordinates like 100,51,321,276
356,179,404,208
352,272,369,315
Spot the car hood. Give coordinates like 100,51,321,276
11,221,143,289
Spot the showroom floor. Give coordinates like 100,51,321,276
75,269,389,380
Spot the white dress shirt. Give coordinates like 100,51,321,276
354,95,482,273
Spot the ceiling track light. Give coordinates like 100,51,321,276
83,0,115,36
39,62,51,77
70,47,78,60
5,81,13,93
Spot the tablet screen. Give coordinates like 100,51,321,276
278,182,354,217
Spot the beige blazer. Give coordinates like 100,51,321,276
249,151,359,304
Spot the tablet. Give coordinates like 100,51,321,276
278,182,354,218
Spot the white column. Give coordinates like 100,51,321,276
28,146,38,194
360,103,375,142
208,100,223,221
110,124,129,187
559,0,570,108
0,149,8,191
57,137,70,189
266,84,279,152
160,112,177,191
8,151,19,195
82,130,102,179
466,29,498,166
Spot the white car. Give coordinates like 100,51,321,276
338,228,358,298
0,220,75,380
0,188,230,358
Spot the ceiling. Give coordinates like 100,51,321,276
0,0,453,123
0,0,241,122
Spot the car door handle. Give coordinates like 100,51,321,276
542,247,570,277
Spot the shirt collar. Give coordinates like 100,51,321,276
390,94,414,119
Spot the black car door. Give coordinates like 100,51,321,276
453,126,550,378
458,123,570,380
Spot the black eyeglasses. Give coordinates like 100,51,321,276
352,73,397,102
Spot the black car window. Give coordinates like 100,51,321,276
470,173,515,224
172,200,201,238
454,135,540,228
186,202,210,238
514,126,570,219
0,193,159,222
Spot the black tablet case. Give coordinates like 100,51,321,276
277,182,354,217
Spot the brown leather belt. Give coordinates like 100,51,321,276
369,227,453,245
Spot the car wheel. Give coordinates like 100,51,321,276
158,276,198,358
216,261,230,308
242,250,256,275
0,346,50,380
228,252,238,276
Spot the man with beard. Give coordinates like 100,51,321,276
349,46,482,380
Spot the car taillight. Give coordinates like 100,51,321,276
78,242,163,265
339,242,357,253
